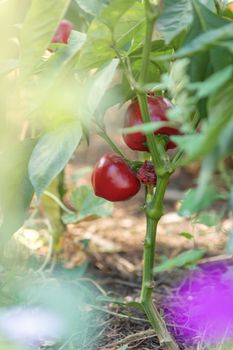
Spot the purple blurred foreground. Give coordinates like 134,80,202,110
163,260,233,347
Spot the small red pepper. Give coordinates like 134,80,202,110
91,153,141,202
51,19,73,45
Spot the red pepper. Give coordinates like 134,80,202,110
123,94,181,151
51,19,73,45
91,153,141,202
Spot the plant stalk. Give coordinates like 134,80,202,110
140,176,178,350
111,0,179,347
137,93,164,174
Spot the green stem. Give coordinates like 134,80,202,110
147,174,170,219
141,217,157,302
135,3,166,174
58,169,65,200
135,2,178,348
140,176,178,350
137,93,164,174
139,7,155,85
97,128,128,161
43,191,74,215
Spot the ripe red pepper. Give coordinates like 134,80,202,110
136,161,157,186
51,19,73,45
91,153,141,202
123,94,180,151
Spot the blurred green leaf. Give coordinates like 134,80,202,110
194,210,223,227
62,186,113,224
0,139,35,241
84,59,119,120
154,249,206,273
121,121,170,135
178,232,194,240
77,20,113,70
199,0,216,11
172,81,233,161
172,23,233,58
181,0,231,122
100,0,136,30
98,83,130,113
157,0,193,44
171,133,204,157
220,40,233,54
74,0,104,16
29,122,82,199
179,185,224,217
189,65,233,98
20,0,71,78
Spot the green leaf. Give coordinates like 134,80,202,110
171,133,205,156
98,83,130,113
173,23,233,58
189,65,233,98
179,185,223,217
199,0,216,11
20,0,71,79
85,59,119,118
219,40,233,54
77,20,113,70
172,79,233,162
154,249,205,273
74,0,104,16
157,0,193,44
77,0,144,70
113,1,145,52
0,140,36,241
121,121,171,134
62,186,113,224
194,210,223,227
178,232,194,240
29,122,82,199
78,59,119,131
100,0,136,30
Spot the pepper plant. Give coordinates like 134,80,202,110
1,0,233,349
